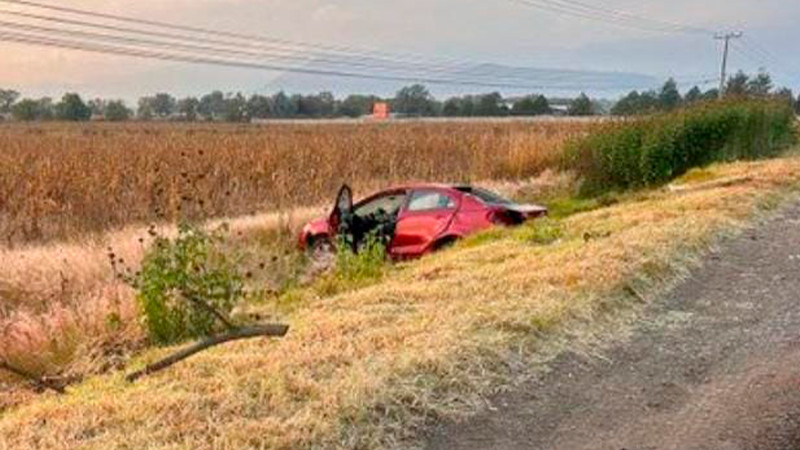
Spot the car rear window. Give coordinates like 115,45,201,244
456,186,513,205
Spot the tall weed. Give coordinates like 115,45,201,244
566,100,797,194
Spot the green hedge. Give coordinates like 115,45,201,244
565,99,798,194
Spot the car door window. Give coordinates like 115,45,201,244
355,193,407,218
407,191,456,212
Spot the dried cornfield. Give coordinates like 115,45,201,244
0,120,596,245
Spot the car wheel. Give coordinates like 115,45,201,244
433,236,459,252
309,236,335,262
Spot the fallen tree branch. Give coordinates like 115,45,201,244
126,324,289,382
0,360,66,394
185,294,236,331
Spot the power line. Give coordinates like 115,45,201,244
0,1,674,91
0,29,660,91
0,1,666,87
0,19,658,89
0,0,724,93
0,9,652,85
0,0,533,74
504,0,799,83
737,36,800,79
505,0,712,35
549,0,712,35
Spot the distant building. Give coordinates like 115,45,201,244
549,104,569,116
373,102,390,120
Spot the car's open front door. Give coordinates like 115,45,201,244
330,184,354,249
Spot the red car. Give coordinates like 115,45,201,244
299,184,547,260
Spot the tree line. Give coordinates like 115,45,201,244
0,85,599,123
611,71,799,116
1,72,796,123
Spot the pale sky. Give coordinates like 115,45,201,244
0,0,797,101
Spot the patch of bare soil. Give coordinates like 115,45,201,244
428,199,800,450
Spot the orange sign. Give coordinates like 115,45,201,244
373,102,390,119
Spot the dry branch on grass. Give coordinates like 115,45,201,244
125,324,289,382
0,360,69,394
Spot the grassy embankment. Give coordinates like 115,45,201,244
1,100,798,449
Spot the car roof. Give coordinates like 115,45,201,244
385,183,465,192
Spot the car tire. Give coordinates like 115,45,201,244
309,236,335,261
433,236,459,252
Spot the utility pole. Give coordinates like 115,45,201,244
714,31,743,98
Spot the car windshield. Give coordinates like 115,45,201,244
456,186,514,205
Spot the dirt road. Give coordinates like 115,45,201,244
429,200,800,450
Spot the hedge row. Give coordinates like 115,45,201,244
565,99,798,194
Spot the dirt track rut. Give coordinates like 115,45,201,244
429,199,800,450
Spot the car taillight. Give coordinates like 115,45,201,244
488,207,528,226
488,209,513,225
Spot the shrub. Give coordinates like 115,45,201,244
122,223,245,345
515,218,563,245
335,233,388,284
566,99,797,194
315,234,388,296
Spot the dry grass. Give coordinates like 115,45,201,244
2,155,799,449
0,208,322,392
0,120,592,246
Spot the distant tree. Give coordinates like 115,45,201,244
270,91,296,118
747,70,773,97
104,100,132,122
796,94,800,115
317,91,336,117
511,94,550,116
151,93,176,118
725,71,750,97
441,97,463,116
246,94,272,119
87,98,106,116
530,95,551,115
684,86,703,104
296,95,320,117
37,98,55,120
568,93,595,116
223,93,248,122
338,94,378,118
12,97,54,121
474,92,508,116
611,91,640,116
56,93,92,121
0,89,20,114
198,91,226,121
702,88,720,101
773,87,794,106
137,97,155,120
658,78,682,110
177,97,200,121
393,84,436,116
442,95,476,117
11,98,40,121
